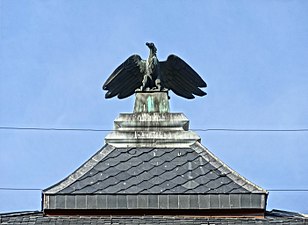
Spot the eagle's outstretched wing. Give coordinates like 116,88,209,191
103,55,145,99
160,55,207,99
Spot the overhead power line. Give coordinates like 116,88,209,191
0,188,42,191
0,126,111,132
1,187,308,192
267,189,308,192
0,126,308,132
192,128,308,132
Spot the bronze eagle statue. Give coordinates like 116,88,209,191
103,42,207,99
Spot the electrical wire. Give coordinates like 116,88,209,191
267,189,308,192
1,126,308,132
1,188,308,192
192,128,308,132
0,126,111,132
0,188,42,191
1,126,307,193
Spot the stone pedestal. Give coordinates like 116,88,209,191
105,92,200,148
134,91,169,113
105,112,201,148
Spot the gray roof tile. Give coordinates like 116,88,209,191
148,176,165,185
126,165,146,176
182,180,199,189
168,185,189,193
169,175,187,185
124,185,144,193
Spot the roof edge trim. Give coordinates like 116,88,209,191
191,142,268,194
44,144,116,194
43,193,267,210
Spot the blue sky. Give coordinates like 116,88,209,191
0,0,307,213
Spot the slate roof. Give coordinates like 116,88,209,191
58,147,250,194
1,210,307,225
43,143,267,211
45,143,265,195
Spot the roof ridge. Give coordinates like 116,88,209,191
44,144,115,194
191,142,267,194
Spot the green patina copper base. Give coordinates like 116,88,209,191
134,91,170,113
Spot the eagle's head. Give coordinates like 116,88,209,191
146,42,157,54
